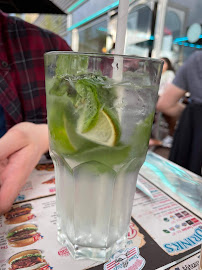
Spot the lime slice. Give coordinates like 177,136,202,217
77,109,118,147
49,111,77,154
48,99,96,155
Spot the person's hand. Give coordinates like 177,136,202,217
0,122,49,214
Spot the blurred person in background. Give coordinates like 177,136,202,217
157,51,202,176
149,57,176,147
158,57,176,148
0,10,71,213
159,57,175,97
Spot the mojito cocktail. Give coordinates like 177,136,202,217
44,52,162,261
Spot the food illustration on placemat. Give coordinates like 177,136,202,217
42,177,55,185
4,203,35,224
7,249,49,270
35,163,54,171
6,224,42,247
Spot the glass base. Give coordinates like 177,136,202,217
57,231,128,262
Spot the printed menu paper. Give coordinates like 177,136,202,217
0,196,100,270
133,175,202,256
169,252,200,270
1,157,201,270
14,160,55,204
0,196,146,270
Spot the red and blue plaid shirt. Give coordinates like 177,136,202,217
0,10,71,131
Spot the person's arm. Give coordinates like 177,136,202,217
156,83,186,118
0,122,49,214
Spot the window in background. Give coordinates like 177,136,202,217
78,17,108,53
160,6,184,65
125,4,153,57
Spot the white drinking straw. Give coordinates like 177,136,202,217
113,0,130,81
112,0,130,124
115,0,130,55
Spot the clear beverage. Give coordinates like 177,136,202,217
44,52,162,261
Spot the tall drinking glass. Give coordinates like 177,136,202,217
44,52,163,261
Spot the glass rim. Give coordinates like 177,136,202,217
44,51,163,64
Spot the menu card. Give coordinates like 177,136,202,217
133,175,202,256
169,252,201,270
0,195,146,270
14,158,55,203
0,157,201,270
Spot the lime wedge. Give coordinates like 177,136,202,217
49,109,77,154
50,125,77,154
48,100,96,155
77,109,118,147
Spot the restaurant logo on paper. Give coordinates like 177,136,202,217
127,222,146,249
104,246,145,270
